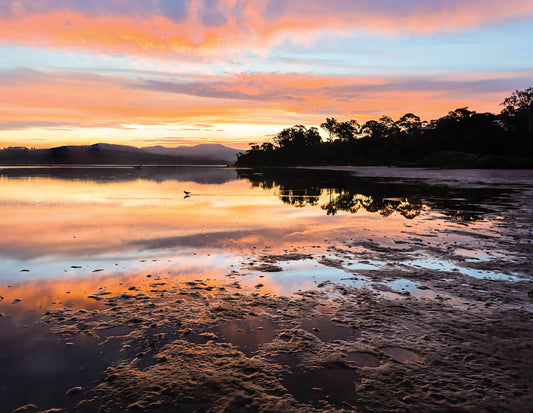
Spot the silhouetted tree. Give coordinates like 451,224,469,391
434,108,475,143
501,87,533,136
362,119,389,139
235,89,533,168
320,118,338,142
274,125,322,148
336,120,360,142
449,107,474,121
379,115,394,127
395,113,421,134
320,118,360,142
261,142,275,151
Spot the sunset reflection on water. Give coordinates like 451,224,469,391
0,166,512,315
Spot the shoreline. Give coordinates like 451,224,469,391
3,228,532,412
1,167,532,412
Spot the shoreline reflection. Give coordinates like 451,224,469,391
237,167,515,221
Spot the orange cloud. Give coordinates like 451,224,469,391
0,1,532,56
0,68,529,135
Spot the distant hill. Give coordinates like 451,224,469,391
0,143,243,165
141,144,242,164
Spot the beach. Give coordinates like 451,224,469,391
1,167,532,412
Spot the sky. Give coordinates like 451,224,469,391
0,0,532,149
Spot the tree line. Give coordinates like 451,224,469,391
236,87,533,168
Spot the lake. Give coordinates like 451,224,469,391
1,166,532,412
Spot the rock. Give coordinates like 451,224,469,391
12,404,38,413
528,290,533,298
66,386,83,395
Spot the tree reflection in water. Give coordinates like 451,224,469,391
237,168,507,221
321,192,422,219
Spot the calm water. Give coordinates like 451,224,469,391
0,166,532,304
1,165,532,411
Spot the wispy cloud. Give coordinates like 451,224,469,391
0,120,136,131
0,0,532,58
1,67,531,133
135,137,247,148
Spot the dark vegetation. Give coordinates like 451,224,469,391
236,87,533,168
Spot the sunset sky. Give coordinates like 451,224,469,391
1,0,532,149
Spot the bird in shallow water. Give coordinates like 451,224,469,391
184,190,191,195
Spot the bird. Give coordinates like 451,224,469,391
183,190,191,195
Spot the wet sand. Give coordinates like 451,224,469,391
6,230,533,412
1,167,532,412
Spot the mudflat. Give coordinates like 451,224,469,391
1,167,532,412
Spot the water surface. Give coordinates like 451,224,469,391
1,166,531,304
1,165,532,412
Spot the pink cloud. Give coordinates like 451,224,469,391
0,68,530,131
0,1,532,56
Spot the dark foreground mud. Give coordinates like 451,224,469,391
26,271,531,413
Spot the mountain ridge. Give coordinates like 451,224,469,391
141,143,242,163
0,143,243,165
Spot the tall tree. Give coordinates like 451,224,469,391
335,120,360,142
274,125,322,148
395,113,421,133
320,118,338,142
362,120,389,139
501,87,533,135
